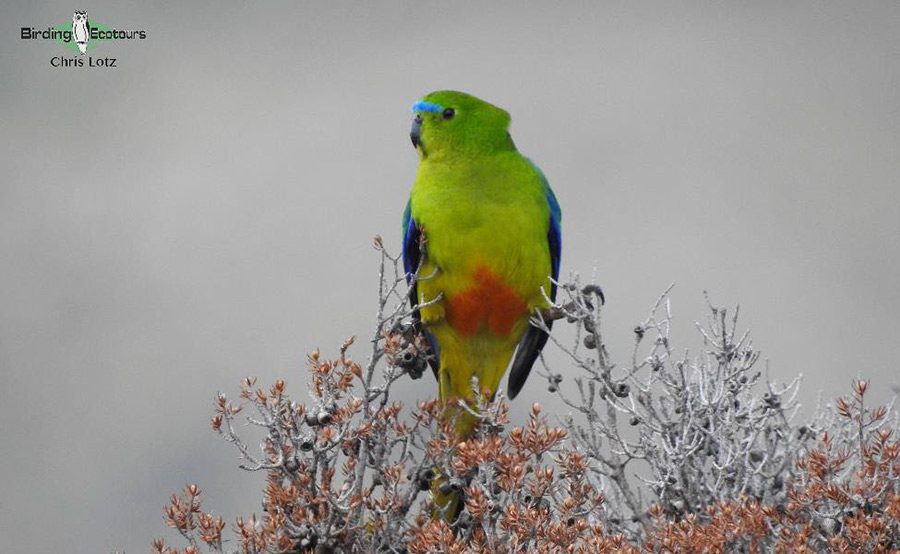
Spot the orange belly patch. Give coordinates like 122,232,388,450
446,266,528,337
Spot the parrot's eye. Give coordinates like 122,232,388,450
442,108,456,120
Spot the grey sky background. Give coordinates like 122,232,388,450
2,1,899,551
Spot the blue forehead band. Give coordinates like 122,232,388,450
411,101,443,114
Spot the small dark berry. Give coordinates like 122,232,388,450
581,284,605,305
397,350,417,369
414,357,428,374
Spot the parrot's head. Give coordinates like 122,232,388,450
410,91,515,160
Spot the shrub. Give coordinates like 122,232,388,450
153,240,899,553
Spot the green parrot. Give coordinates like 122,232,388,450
402,91,562,439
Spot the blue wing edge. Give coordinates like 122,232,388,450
403,200,441,379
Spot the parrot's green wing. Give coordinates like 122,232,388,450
507,161,561,399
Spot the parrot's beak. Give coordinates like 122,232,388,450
410,113,423,149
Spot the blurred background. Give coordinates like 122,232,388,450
2,1,899,551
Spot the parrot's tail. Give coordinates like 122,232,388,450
431,475,464,521
427,393,472,522
429,385,494,521
428,331,520,521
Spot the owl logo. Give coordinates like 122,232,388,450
72,11,90,54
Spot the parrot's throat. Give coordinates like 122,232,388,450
445,267,527,337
